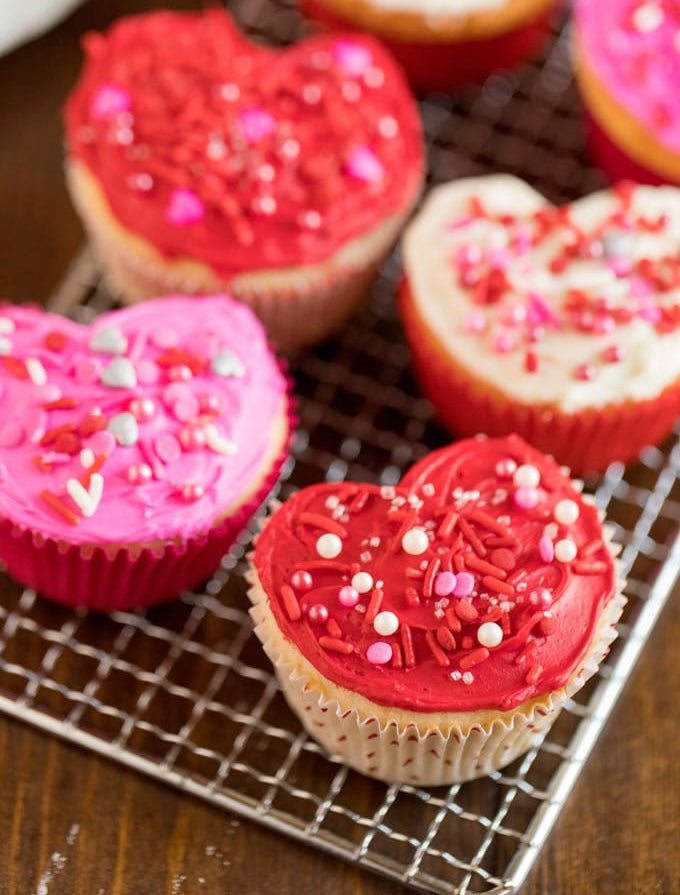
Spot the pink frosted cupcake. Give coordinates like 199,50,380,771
248,434,624,785
0,295,291,611
399,174,680,474
573,0,680,186
63,8,424,350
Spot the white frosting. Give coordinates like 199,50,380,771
403,175,680,412
358,0,504,16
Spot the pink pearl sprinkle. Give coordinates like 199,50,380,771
173,393,201,423
514,486,539,510
453,572,475,597
332,39,372,76
238,107,276,143
307,603,329,624
127,463,152,485
165,188,204,226
366,642,392,665
129,397,155,421
539,535,554,562
198,394,221,415
90,83,132,121
181,483,205,501
501,304,526,327
492,333,514,354
155,433,181,464
345,146,385,183
338,585,359,608
574,363,597,381
455,244,482,266
529,587,553,609
434,571,457,597
178,424,206,451
291,570,313,592
464,312,486,334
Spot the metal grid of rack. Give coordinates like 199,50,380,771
1,2,679,892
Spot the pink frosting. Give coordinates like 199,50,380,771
0,295,288,545
575,0,680,151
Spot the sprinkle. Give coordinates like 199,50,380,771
365,588,384,624
307,604,329,624
0,337,11,355
66,473,103,517
401,527,429,555
513,464,540,488
351,571,373,593
0,317,15,334
338,585,359,607
89,326,128,355
554,499,580,525
101,357,137,389
632,2,664,32
74,356,101,385
280,584,301,621
539,535,554,562
43,397,78,410
345,146,384,182
464,555,506,578
127,463,152,484
203,423,237,455
374,611,399,636
482,575,515,597
514,486,539,510
79,448,95,469
529,587,553,608
455,601,479,623
574,362,596,381
489,548,515,570
391,643,403,668
3,356,28,379
332,39,372,76
573,560,609,575
457,517,486,556
80,452,107,487
326,617,342,638
425,630,450,667
554,539,577,563
467,508,509,536
291,570,313,592
181,483,205,502
238,107,276,143
25,358,47,386
460,647,489,670
154,433,181,464
366,642,392,665
40,489,80,525
423,556,441,599
401,624,416,667
463,312,486,334
477,621,503,648
106,412,138,447
405,586,421,607
437,509,459,539
319,636,353,655
211,349,245,378
436,626,456,651
165,188,204,226
300,512,348,539
316,533,342,559
434,571,457,597
453,572,475,597
90,83,132,120
525,664,543,685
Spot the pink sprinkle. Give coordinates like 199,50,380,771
453,572,475,597
88,430,116,455
527,291,561,329
345,146,384,183
291,570,313,592
574,362,597,381
487,248,512,269
332,39,372,76
90,83,132,121
638,305,662,324
607,256,632,277
514,486,539,509
447,216,474,232
238,107,276,143
593,316,615,335
464,312,486,334
500,304,526,327
155,433,181,464
529,587,552,608
166,189,204,226
455,243,482,266
630,277,652,299
434,571,457,597
539,535,554,562
338,585,359,608
366,642,392,665
512,225,532,255
0,421,24,448
74,356,102,385
307,603,329,624
492,332,514,354
137,360,159,384
173,393,201,423
602,344,623,363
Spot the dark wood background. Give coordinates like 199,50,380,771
0,1,678,892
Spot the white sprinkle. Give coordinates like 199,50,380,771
325,495,340,509
373,610,399,636
89,325,128,355
355,603,366,613
402,527,429,555
462,672,474,685
513,464,540,488
360,550,372,563
450,670,462,681
477,621,503,648
0,336,11,355
106,411,138,447
26,358,47,386
555,538,578,563
0,316,15,334
211,349,245,378
317,532,342,559
101,356,137,389
422,482,435,497
352,571,373,593
369,536,381,547
80,448,95,469
554,499,580,525
204,423,237,455
543,522,559,539
66,473,103,518
633,2,664,32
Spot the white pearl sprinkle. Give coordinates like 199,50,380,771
316,533,342,559
513,464,540,488
373,611,399,636
555,539,577,563
351,572,373,594
554,499,580,525
477,621,503,648
401,527,429,555
0,317,15,335
632,2,664,32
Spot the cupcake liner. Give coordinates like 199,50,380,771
246,529,626,785
400,280,680,473
67,160,414,351
584,110,670,187
0,374,296,613
299,0,554,92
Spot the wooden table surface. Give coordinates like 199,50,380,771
0,2,679,893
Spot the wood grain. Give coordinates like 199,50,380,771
0,1,678,893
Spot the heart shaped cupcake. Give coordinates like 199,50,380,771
0,295,291,611
64,9,424,348
249,434,624,784
400,175,680,472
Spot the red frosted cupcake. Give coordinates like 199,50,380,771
573,0,680,186
0,295,291,611
248,434,624,784
63,8,424,349
299,0,556,92
399,175,680,473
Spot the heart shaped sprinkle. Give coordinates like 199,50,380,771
106,412,139,447
89,325,128,355
101,356,137,389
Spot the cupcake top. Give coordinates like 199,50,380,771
0,295,288,545
402,175,680,412
574,0,680,152
253,435,618,713
64,8,423,277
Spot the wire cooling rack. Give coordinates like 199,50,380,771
1,2,680,893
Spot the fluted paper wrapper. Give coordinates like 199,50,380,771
247,525,625,786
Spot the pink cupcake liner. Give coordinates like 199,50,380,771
0,371,296,613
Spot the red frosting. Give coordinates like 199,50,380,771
253,435,618,713
64,9,424,276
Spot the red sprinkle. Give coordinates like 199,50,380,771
391,642,403,669
445,607,462,633
460,647,490,670
573,560,609,575
298,512,348,539
465,554,507,579
466,509,509,536
425,630,450,667
422,556,441,599
525,350,539,373
525,664,543,685
455,601,479,623
437,509,459,539
482,575,515,597
79,412,106,436
42,397,78,410
326,617,342,639
405,586,421,607
280,584,301,622
365,587,384,624
3,356,28,379
40,490,80,526
318,636,353,655
458,518,487,556
43,330,69,352
435,625,456,651
401,624,416,667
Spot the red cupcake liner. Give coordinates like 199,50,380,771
583,110,672,187
299,0,554,92
0,372,296,613
399,280,680,473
